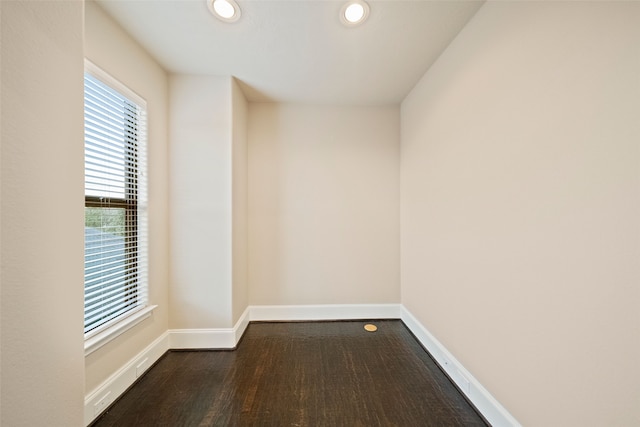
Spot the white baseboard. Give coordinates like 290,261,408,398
84,331,169,426
168,328,237,349
400,306,521,427
167,304,400,349
234,306,251,343
168,306,251,349
249,303,402,322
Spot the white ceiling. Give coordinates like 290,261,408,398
96,0,484,105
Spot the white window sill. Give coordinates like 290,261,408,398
85,305,158,356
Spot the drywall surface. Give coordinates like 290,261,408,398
232,79,249,324
169,75,234,329
400,2,640,425
1,1,85,424
84,0,170,394
249,104,400,305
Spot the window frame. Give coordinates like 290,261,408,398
83,60,156,356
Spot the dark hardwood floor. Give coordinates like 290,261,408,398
92,320,488,426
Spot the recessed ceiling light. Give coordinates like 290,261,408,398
340,1,369,27
208,0,241,23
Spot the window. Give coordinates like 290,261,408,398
84,62,148,338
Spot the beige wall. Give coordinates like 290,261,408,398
84,0,170,393
248,104,400,305
169,75,234,328
1,0,85,424
401,1,640,425
170,75,249,329
232,79,249,324
170,75,248,329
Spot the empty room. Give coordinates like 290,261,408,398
1,0,639,426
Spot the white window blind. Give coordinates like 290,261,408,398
84,65,148,336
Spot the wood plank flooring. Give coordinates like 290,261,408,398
92,320,488,426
